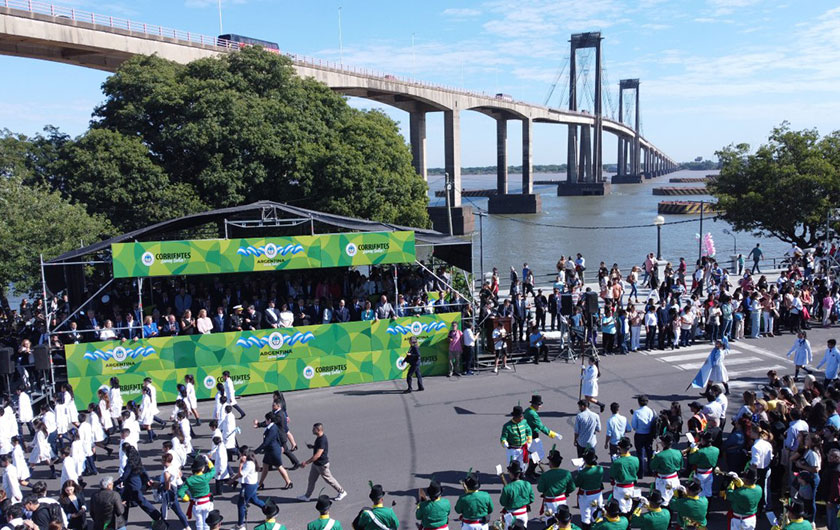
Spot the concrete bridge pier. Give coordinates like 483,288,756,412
428,108,474,235
487,117,541,214
409,111,427,181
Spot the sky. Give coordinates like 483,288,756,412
2,0,840,168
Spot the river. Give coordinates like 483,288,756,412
427,169,790,281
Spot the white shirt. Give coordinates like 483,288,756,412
220,411,237,449
606,413,630,445
61,454,79,484
2,463,21,502
714,394,728,419
240,460,259,485
785,419,809,451
42,410,57,433
463,328,476,347
109,387,123,417
17,392,33,423
751,438,773,469
224,377,237,406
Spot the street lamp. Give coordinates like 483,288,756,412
654,215,665,260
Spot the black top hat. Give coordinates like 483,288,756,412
548,450,563,466
554,504,572,524
205,510,223,527
510,405,524,417
191,457,207,473
741,468,757,483
426,480,442,498
617,437,632,451
507,460,523,474
315,495,332,513
369,484,385,501
787,501,805,518
583,449,598,465
510,519,527,530
687,401,703,410
648,489,663,506
262,500,280,519
530,395,543,406
605,499,621,517
463,472,480,490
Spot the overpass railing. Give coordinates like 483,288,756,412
1,0,668,157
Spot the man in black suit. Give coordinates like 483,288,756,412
512,293,528,342
656,299,669,350
263,301,280,329
212,307,226,333
334,300,350,323
548,288,560,331
307,299,323,325
294,299,310,326
534,289,548,331
80,309,101,342
243,305,262,331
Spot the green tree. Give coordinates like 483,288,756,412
709,123,840,247
0,175,112,296
56,129,205,232
92,47,429,227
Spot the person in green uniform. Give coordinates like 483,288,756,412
416,480,451,530
670,480,708,529
523,395,560,480
630,490,670,530
686,431,719,499
649,434,682,506
355,484,399,530
574,450,604,530
537,449,575,520
499,460,534,529
781,501,811,530
254,500,287,530
307,495,342,530
454,471,494,529
177,456,217,530
593,500,629,530
547,505,582,530
724,469,762,530
501,406,533,469
609,438,639,516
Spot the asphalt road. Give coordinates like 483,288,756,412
36,326,840,530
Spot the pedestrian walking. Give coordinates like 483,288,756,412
297,423,347,502
501,406,532,466
787,332,813,381
404,337,425,393
581,357,605,413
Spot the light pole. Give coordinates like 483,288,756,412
654,215,665,260
722,228,736,255
476,211,486,284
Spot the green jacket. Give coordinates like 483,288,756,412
307,518,343,530
524,407,550,436
537,468,575,498
687,446,719,470
416,498,450,528
670,495,708,527
593,516,629,530
176,465,216,500
501,420,532,447
255,521,288,530
454,491,494,520
610,455,640,484
574,465,604,491
727,485,762,516
785,519,814,530
630,508,670,530
357,506,399,530
649,449,682,476
500,479,534,510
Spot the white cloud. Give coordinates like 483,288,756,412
707,0,761,16
641,23,670,30
442,8,481,17
185,0,247,8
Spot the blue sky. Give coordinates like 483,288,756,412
2,0,840,167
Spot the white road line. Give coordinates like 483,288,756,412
733,342,795,365
645,344,712,355
678,356,762,371
728,365,786,378
658,350,744,363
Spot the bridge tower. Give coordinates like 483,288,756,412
612,78,642,184
558,32,609,196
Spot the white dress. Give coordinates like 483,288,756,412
582,364,599,397
12,444,30,481
213,394,225,420
63,392,79,425
185,383,198,410
139,394,155,427
210,442,229,480
224,378,237,406
17,392,33,423
71,439,85,476
79,421,95,457
109,387,123,420
179,417,193,453
88,413,106,443
98,400,113,431
29,430,53,463
709,347,729,384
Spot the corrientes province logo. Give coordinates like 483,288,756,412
236,243,303,258
385,320,448,336
83,345,156,362
395,357,407,371
203,375,216,389
236,331,315,350
345,242,357,257
141,252,155,266
303,366,315,379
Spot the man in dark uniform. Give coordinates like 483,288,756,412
229,305,244,332
404,336,424,393
548,288,560,331
535,290,548,331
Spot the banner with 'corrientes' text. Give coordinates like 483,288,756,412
64,312,459,408
111,231,416,278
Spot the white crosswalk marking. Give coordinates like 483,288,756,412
678,356,762,371
728,365,785,378
658,350,744,363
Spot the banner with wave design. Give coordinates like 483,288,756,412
65,312,458,409
111,231,415,278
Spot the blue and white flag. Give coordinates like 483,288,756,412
690,337,728,388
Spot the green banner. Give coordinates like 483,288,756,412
65,313,459,408
110,231,416,278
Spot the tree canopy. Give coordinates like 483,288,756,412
709,123,840,248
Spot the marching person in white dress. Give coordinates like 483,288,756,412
0,406,16,454
108,377,124,430
77,412,97,475
787,331,813,381
86,402,112,458
15,385,34,440
210,433,229,496
28,419,56,478
60,446,81,486
10,435,30,484
97,387,114,440
213,384,228,421
139,386,158,443
177,410,194,456
581,356,606,413
143,377,167,428
183,374,201,426
0,453,23,502
61,383,80,428
222,371,246,419
220,405,239,460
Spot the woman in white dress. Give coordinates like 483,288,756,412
209,434,229,495
62,384,80,427
108,377,123,430
708,337,730,395
183,374,201,426
16,385,34,439
28,419,55,478
96,388,114,441
581,356,605,413
139,386,157,443
213,383,227,420
86,403,111,460
11,436,30,483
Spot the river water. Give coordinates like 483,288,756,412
427,169,789,281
